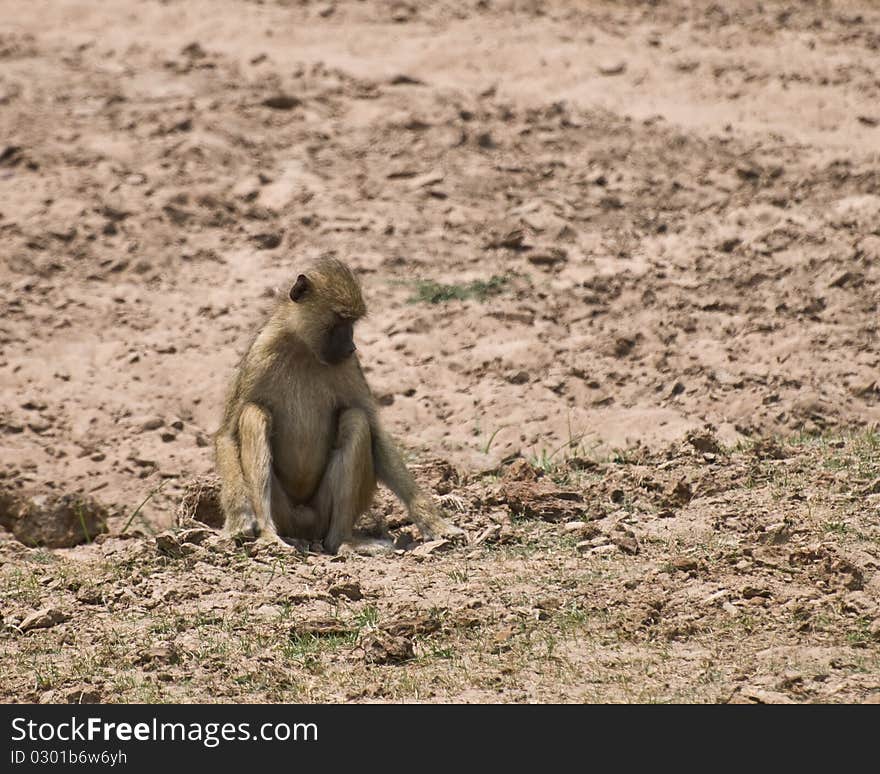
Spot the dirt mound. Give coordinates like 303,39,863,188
0,489,108,547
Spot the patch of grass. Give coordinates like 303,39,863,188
408,275,508,304
283,631,354,668
27,549,56,565
424,642,455,660
447,568,469,583
527,427,603,484
482,425,506,454
353,604,380,630
4,568,44,606
121,479,167,534
554,601,591,633
845,618,875,647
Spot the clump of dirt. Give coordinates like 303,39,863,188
175,474,224,529
0,489,108,547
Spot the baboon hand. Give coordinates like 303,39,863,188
410,494,466,543
224,508,261,542
225,509,284,546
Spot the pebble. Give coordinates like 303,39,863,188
598,60,627,76
20,607,70,632
329,581,363,601
411,538,452,557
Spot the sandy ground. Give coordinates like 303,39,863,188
1,0,879,703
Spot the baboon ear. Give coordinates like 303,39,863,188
289,274,310,302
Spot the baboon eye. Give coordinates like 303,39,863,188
289,274,310,302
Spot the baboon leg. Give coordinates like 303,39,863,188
312,408,376,554
215,431,261,539
235,403,277,539
269,473,320,540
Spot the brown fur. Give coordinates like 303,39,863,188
214,256,458,553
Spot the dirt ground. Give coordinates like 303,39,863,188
1,0,880,703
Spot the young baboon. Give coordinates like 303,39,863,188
214,257,458,553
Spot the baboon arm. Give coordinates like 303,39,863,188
371,426,453,540
237,403,275,531
371,428,419,504
215,431,248,518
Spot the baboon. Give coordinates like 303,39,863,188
214,257,458,554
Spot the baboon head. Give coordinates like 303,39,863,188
288,257,367,365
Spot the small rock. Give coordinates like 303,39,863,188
567,523,602,543
155,532,182,558
181,42,207,59
178,527,213,545
254,604,282,621
139,416,164,432
64,686,102,704
139,645,180,665
505,370,530,385
701,589,728,605
408,170,444,190
527,247,567,267
473,524,501,545
21,607,70,632
76,586,103,605
666,478,693,506
671,556,698,573
329,581,363,601
687,431,721,455
752,438,789,460
759,522,791,546
261,95,301,110
734,687,795,705
598,60,627,76
490,625,517,652
613,533,640,555
869,619,880,641
411,539,452,557
251,232,283,250
27,418,52,433
390,2,414,23
362,631,413,664
502,458,539,482
383,614,442,638
476,132,496,149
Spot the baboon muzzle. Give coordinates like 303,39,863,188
323,320,356,364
